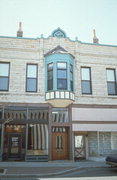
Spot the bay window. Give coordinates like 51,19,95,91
47,63,53,90
57,62,67,90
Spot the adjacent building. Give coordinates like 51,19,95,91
0,23,117,161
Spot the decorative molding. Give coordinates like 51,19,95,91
52,28,66,38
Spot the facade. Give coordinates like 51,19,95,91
0,24,117,161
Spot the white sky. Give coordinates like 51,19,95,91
0,0,117,45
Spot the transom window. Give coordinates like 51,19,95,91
57,62,67,89
81,67,92,94
0,63,10,91
106,69,116,95
26,64,38,92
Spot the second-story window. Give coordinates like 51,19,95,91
0,63,10,91
70,64,73,91
81,67,92,94
47,63,53,90
57,62,67,90
26,64,38,92
106,69,116,95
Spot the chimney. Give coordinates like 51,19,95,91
17,22,23,37
93,29,99,44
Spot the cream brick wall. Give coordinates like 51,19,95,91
0,36,117,105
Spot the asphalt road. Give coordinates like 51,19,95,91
0,167,117,180
56,167,117,178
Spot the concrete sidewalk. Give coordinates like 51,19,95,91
0,159,109,178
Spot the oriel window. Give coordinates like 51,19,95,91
81,67,92,94
57,62,67,89
0,63,10,91
47,63,53,90
70,64,73,91
26,64,38,92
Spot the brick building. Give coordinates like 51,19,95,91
0,23,117,161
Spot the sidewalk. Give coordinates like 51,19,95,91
0,159,109,178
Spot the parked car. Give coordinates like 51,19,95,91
106,155,117,167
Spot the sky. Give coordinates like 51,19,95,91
0,0,117,45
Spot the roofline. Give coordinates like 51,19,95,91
0,35,117,48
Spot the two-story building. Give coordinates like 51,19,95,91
0,23,117,161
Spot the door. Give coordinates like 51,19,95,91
8,133,22,159
52,131,69,160
74,135,86,160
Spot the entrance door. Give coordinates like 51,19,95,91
8,133,22,159
52,129,69,160
74,135,86,160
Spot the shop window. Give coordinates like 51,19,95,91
81,67,92,94
26,64,38,92
0,63,10,91
106,69,116,95
111,132,117,150
27,124,48,155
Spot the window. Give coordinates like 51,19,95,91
81,67,92,94
52,108,69,123
57,62,67,89
26,64,38,92
106,69,116,95
47,63,53,90
70,64,73,91
0,63,9,91
111,132,117,150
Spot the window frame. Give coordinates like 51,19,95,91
57,62,67,90
26,64,38,92
81,67,92,94
0,62,10,91
106,68,117,95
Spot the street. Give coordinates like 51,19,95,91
55,167,117,178
0,167,117,180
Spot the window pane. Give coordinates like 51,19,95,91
0,77,8,90
57,62,66,69
107,69,115,81
82,81,91,94
57,70,67,78
58,79,67,89
27,79,37,92
70,72,73,80
48,63,53,70
48,71,53,80
48,80,53,90
71,81,73,91
107,82,116,95
81,68,90,80
0,63,9,76
27,65,37,78
70,64,73,72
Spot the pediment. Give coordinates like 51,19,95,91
44,45,67,57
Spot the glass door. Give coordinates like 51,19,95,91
8,133,22,159
74,135,86,160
